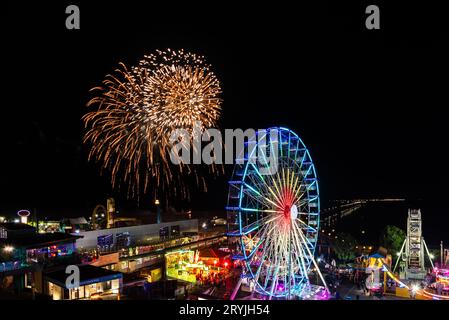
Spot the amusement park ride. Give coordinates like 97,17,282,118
224,127,448,300
393,209,434,280
91,198,139,230
226,127,328,300
91,198,116,230
361,209,449,300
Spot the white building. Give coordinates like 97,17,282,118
75,219,198,250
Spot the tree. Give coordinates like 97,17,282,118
332,233,357,262
379,225,406,255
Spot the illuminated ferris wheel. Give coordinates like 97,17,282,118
226,127,328,299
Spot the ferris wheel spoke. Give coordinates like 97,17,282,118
291,175,305,198
246,238,264,260
295,217,317,233
252,218,272,239
263,213,283,225
262,251,273,290
239,219,262,236
290,172,300,195
254,245,266,285
268,261,280,299
240,207,279,214
253,244,269,283
293,183,307,202
245,173,270,198
241,184,276,210
290,224,311,281
247,222,271,255
253,234,270,285
256,168,281,208
293,197,308,208
247,163,282,205
294,219,316,248
258,169,283,207
295,223,328,290
248,163,268,186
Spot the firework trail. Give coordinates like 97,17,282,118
83,49,222,200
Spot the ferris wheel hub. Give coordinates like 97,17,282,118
290,204,298,220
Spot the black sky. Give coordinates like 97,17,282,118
1,1,448,238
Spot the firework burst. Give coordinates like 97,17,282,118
83,49,222,199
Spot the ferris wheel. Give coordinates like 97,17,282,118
226,127,328,299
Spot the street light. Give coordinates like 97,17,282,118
3,246,14,253
155,199,161,224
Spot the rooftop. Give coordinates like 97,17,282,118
0,222,36,231
0,232,81,249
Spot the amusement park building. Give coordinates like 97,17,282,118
0,222,80,295
74,219,199,250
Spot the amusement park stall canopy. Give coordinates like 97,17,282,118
197,248,230,265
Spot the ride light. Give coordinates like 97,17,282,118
3,246,14,253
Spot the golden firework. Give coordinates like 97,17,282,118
83,49,222,199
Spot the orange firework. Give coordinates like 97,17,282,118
83,49,222,199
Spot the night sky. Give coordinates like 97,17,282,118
1,2,448,242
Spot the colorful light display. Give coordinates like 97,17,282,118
226,127,327,299
83,48,222,199
17,209,30,224
422,268,449,300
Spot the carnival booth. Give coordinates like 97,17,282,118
365,253,384,293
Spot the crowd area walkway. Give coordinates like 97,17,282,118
335,279,410,300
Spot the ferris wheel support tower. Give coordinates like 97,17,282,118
393,209,434,280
